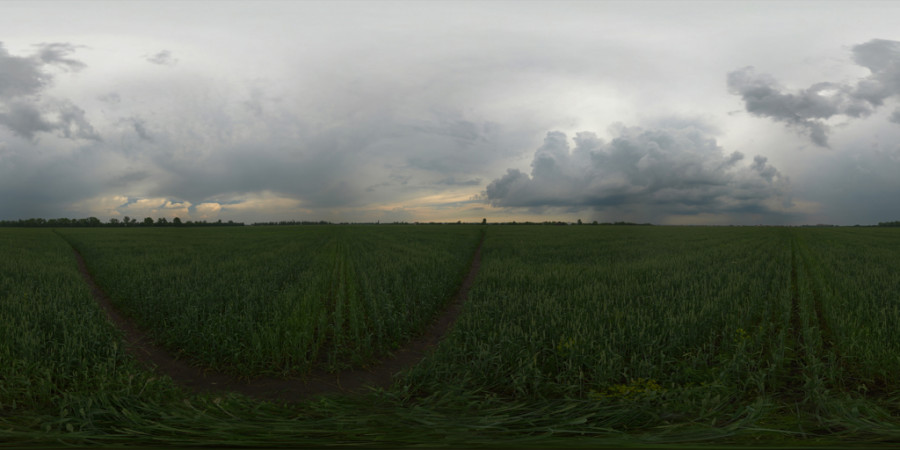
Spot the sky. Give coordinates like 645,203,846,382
2,1,900,225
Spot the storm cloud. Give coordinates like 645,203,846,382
728,39,900,147
485,124,791,219
0,42,99,141
0,43,48,99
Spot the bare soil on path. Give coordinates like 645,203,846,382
68,232,485,403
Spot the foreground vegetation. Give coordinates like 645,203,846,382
58,226,481,376
2,226,900,446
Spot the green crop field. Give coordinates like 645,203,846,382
2,225,900,447
57,226,482,376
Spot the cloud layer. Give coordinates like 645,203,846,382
4,3,900,226
728,39,900,147
485,123,791,221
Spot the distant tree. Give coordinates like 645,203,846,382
577,219,582,225
482,218,487,225
24,218,46,227
0,215,244,228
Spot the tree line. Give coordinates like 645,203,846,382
0,217,244,227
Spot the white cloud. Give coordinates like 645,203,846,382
67,195,129,218
194,202,222,219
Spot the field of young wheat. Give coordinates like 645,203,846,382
2,225,899,446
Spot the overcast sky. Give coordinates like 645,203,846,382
2,1,900,225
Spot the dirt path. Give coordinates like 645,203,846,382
68,232,485,403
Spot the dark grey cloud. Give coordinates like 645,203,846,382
0,99,100,141
0,43,47,99
0,101,54,139
0,42,85,100
129,117,153,142
0,139,109,219
728,39,900,147
121,105,507,214
0,42,106,218
145,136,367,209
890,108,900,124
484,123,791,218
0,42,99,141
145,50,178,66
33,43,86,71
53,100,101,141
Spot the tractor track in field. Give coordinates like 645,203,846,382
65,231,485,403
